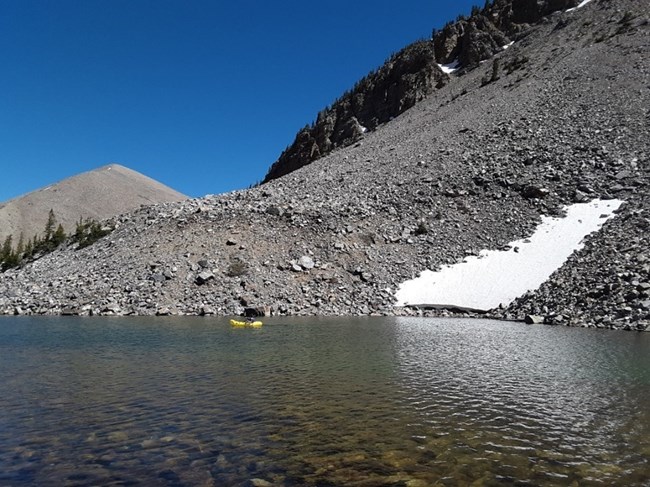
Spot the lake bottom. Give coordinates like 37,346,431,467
0,316,649,486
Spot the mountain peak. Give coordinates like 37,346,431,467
0,164,187,245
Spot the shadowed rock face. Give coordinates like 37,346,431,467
263,41,448,183
264,0,579,184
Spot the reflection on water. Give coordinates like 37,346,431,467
0,316,648,486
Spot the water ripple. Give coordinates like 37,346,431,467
0,316,648,486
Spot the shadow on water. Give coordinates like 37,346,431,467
0,316,648,485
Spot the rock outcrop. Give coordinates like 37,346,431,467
263,41,449,182
264,0,580,183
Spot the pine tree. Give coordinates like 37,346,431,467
24,237,33,258
1,235,13,270
16,233,24,258
1,235,12,261
31,234,41,255
52,224,66,246
44,209,56,241
2,249,19,269
75,217,84,241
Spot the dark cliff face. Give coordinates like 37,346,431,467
263,41,448,183
263,0,579,184
433,0,579,68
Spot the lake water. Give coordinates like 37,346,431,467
0,316,648,486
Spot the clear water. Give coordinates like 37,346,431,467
0,316,648,486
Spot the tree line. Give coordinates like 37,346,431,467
0,209,112,271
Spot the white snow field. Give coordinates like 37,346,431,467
395,199,624,312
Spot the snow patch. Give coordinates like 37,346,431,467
567,0,594,12
502,41,515,50
395,199,624,312
438,59,460,74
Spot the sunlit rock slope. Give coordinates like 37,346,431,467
0,164,187,245
0,0,648,330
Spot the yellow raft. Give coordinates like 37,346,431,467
230,319,263,328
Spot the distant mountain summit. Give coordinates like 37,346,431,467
0,164,187,244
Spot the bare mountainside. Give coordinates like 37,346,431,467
1,0,648,330
0,164,187,244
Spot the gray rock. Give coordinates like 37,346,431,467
195,271,215,285
265,205,283,216
247,479,273,487
102,304,121,315
298,256,315,270
524,314,545,324
199,305,216,316
360,272,373,283
150,273,166,283
245,306,271,317
521,185,550,199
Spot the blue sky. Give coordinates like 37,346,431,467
0,0,478,202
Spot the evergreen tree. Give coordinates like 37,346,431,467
1,235,12,262
2,249,19,269
75,217,84,241
24,237,33,258
52,224,66,246
16,233,24,258
72,217,112,249
44,209,56,241
31,234,41,255
1,235,13,270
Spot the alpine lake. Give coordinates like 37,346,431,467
0,316,648,486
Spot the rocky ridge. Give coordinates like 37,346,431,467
263,0,580,183
0,0,648,331
263,41,449,182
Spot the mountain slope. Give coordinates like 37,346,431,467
0,164,187,244
262,0,581,183
0,0,648,330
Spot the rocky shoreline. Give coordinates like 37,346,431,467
1,0,648,331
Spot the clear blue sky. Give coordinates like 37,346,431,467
0,0,478,202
